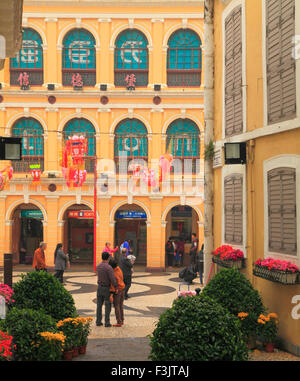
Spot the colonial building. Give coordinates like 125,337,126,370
0,0,205,271
212,0,300,355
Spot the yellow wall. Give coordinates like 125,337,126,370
213,0,300,354
0,1,205,271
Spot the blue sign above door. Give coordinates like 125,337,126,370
115,211,147,219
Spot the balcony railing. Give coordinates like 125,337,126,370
114,69,148,87
12,156,44,173
167,69,201,87
10,68,43,86
62,69,96,87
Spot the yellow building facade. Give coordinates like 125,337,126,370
213,0,300,355
0,0,205,271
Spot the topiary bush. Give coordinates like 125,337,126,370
149,294,248,361
201,268,265,338
4,307,60,361
12,271,77,321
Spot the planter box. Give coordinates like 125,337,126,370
253,266,300,285
212,256,244,269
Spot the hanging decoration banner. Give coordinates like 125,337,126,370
59,135,88,188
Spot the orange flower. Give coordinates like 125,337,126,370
257,318,266,324
268,313,278,319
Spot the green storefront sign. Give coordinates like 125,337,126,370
21,210,44,219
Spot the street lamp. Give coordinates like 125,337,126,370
224,142,247,165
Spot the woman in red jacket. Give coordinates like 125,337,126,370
109,258,125,327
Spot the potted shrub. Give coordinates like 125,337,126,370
149,294,248,361
256,313,278,352
202,268,265,341
57,318,82,359
253,258,300,285
75,317,93,354
237,312,258,349
3,307,58,361
37,331,66,361
12,271,77,321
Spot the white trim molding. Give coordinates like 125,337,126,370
263,155,300,267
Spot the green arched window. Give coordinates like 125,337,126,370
10,28,43,85
166,119,200,172
63,118,96,172
167,29,202,87
114,29,149,87
62,29,96,86
114,118,148,171
12,117,44,172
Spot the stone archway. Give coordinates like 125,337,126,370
9,203,44,265
114,203,148,265
163,204,202,268
62,203,94,265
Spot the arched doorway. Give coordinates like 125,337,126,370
11,203,44,265
114,204,147,265
63,204,94,264
165,205,199,267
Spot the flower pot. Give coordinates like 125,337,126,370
265,342,275,353
63,350,73,361
72,347,79,357
79,344,87,355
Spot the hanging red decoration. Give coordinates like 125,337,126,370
0,166,13,191
60,135,88,189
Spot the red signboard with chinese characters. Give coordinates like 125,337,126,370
68,211,94,219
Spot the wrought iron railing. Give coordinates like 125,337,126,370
114,69,148,87
167,69,202,87
10,68,43,86
62,69,96,87
12,156,44,173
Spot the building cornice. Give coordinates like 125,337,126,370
0,89,204,100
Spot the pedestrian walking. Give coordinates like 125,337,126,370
119,248,133,299
175,238,185,267
109,259,125,327
96,252,118,327
165,237,175,267
120,240,130,256
32,242,47,272
190,233,199,266
54,243,69,284
196,244,204,286
102,242,119,259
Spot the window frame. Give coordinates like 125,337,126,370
167,28,202,87
263,155,300,266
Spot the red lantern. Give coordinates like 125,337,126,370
31,168,41,183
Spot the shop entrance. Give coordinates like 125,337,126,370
63,204,94,264
114,204,147,265
11,203,44,265
165,206,199,267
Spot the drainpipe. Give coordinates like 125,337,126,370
204,0,215,284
